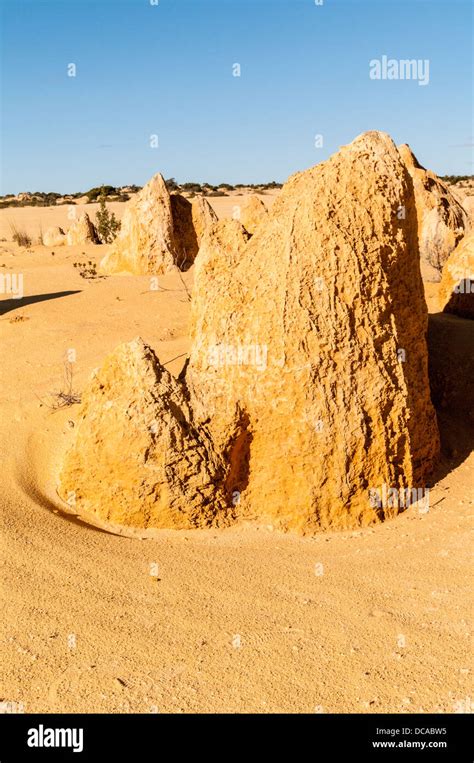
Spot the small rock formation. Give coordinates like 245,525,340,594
100,173,217,275
66,212,99,246
438,233,474,319
43,226,66,247
58,338,230,529
239,195,268,235
186,131,439,532
100,173,176,275
398,144,467,280
170,194,218,268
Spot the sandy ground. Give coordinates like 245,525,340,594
0,200,472,714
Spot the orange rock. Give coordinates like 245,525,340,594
100,173,176,275
398,144,467,280
239,195,268,235
170,194,217,268
438,233,474,319
66,212,99,246
100,174,218,275
62,132,440,533
58,338,230,529
186,131,440,532
43,226,66,247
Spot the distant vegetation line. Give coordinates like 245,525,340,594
439,175,474,184
0,179,284,208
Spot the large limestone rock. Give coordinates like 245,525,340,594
239,195,268,235
43,226,66,247
186,131,440,532
66,212,99,245
438,233,474,319
398,144,467,280
100,173,177,275
170,194,218,268
58,338,230,529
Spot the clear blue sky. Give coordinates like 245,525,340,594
1,0,472,194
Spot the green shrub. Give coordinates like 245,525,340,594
86,185,116,202
95,189,120,243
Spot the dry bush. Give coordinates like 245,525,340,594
39,363,81,411
9,222,32,247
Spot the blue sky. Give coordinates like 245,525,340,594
1,0,472,193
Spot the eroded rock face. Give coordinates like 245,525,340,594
66,212,99,246
100,174,177,275
170,194,218,268
239,195,268,235
43,227,66,246
58,338,230,529
186,131,440,532
438,233,474,319
398,144,467,280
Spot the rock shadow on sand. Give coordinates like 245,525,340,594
0,290,81,316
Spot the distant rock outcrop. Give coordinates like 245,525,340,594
100,174,176,275
438,233,474,319
239,195,268,235
58,338,231,529
43,226,66,247
398,144,467,281
170,194,218,268
186,131,440,531
100,174,217,275
66,212,99,246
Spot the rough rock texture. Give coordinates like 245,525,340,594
398,144,467,280
438,233,474,319
66,212,99,246
43,226,66,247
239,195,268,235
170,194,218,268
186,131,440,532
100,173,177,275
194,219,250,280
58,338,231,529
100,174,218,275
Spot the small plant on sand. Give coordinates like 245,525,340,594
95,188,120,243
10,222,32,247
73,260,99,279
39,362,81,411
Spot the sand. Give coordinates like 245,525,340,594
0,197,472,713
